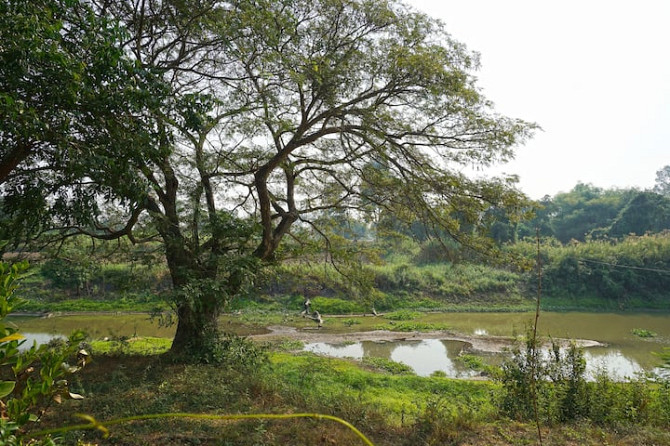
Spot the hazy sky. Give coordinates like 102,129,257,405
408,0,670,198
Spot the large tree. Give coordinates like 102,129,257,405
4,0,536,358
543,183,634,243
608,191,670,238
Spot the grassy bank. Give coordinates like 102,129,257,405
17,236,670,315
29,340,670,446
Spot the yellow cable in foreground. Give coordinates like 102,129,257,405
30,412,376,446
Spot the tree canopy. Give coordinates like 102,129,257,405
2,0,536,358
506,182,670,244
0,0,165,243
654,165,670,196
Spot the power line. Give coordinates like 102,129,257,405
578,258,670,275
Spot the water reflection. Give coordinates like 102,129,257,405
390,339,476,378
305,339,653,380
305,339,477,378
306,342,364,359
583,349,644,380
18,333,63,351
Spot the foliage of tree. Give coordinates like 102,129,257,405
608,191,670,237
0,0,165,246
653,165,670,196
545,183,633,243
509,184,670,244
2,0,535,358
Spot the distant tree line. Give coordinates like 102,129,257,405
332,178,670,247
491,180,670,245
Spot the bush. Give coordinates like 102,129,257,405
497,333,590,423
174,332,269,370
496,331,670,427
0,262,89,445
407,396,480,445
341,319,361,327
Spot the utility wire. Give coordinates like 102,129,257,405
578,258,670,275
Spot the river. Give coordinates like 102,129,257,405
8,311,670,379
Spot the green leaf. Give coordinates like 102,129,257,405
0,380,16,399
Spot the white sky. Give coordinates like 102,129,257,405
408,0,670,199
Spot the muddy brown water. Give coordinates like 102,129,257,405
9,311,670,379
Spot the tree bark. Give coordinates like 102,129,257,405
0,143,31,185
170,300,220,356
162,235,235,358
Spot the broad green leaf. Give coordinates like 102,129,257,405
0,380,16,399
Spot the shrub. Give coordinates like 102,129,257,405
174,332,269,370
496,331,670,427
341,318,361,327
407,396,480,445
0,261,89,445
456,354,495,376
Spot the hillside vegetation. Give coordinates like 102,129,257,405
12,230,670,314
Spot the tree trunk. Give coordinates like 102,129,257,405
160,238,223,358
170,301,221,357
167,264,247,359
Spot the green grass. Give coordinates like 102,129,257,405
31,346,670,446
361,357,415,375
341,318,361,327
15,294,168,313
90,337,172,355
372,322,451,332
11,314,667,446
384,310,421,321
269,351,495,425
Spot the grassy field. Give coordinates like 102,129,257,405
25,338,670,446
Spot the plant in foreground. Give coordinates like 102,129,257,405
0,262,89,445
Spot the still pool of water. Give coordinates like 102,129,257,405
306,339,479,378
304,339,654,379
